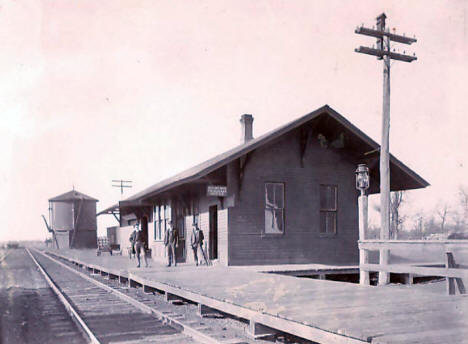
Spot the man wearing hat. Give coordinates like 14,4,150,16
190,224,205,266
164,220,179,267
134,222,148,268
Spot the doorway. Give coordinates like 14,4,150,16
141,216,149,248
209,205,218,260
176,216,186,262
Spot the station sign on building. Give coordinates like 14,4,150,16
98,105,428,266
207,185,228,197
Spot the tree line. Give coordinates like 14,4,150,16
367,185,468,240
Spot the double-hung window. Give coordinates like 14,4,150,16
264,182,285,235
153,206,158,240
320,184,337,235
164,205,171,235
153,205,163,241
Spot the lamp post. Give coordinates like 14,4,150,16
356,164,370,285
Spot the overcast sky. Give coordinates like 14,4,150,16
1,0,467,241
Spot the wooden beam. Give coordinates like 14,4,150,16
112,213,120,223
359,239,468,251
239,152,253,192
129,273,366,344
445,252,466,295
355,46,417,62
248,320,278,339
360,263,468,279
299,127,310,168
165,292,183,303
354,26,417,44
198,304,223,318
358,195,370,285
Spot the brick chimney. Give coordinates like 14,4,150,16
240,114,254,144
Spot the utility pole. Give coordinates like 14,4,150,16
112,179,132,195
355,13,417,285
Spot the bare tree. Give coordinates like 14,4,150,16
459,185,468,231
390,191,405,239
451,211,464,233
412,210,425,239
436,203,450,234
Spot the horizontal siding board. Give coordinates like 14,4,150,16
228,130,359,266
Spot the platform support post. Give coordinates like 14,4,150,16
165,292,181,302
446,252,466,295
358,194,370,285
248,320,277,339
404,273,414,285
198,304,222,317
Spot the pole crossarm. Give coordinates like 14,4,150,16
354,13,418,286
112,179,133,195
355,26,417,45
355,46,417,62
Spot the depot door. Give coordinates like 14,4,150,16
176,216,186,262
209,205,218,260
141,217,149,248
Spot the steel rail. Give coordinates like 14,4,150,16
31,248,222,344
26,248,100,344
0,250,11,263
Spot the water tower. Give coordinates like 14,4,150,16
48,190,98,249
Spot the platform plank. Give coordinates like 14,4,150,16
373,326,468,343
46,249,468,344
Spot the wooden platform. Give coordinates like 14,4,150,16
46,249,468,344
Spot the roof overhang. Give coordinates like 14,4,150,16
96,203,119,216
101,105,429,208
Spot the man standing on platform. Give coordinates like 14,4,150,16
164,220,178,267
134,222,148,268
190,224,204,266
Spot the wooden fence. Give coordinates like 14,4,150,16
358,239,468,295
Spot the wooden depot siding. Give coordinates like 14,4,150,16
149,220,166,262
217,208,228,265
227,129,359,266
115,225,134,256
76,201,97,231
184,216,195,264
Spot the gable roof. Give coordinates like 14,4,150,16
49,190,98,202
98,105,428,214
127,105,428,202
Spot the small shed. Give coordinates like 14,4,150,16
48,190,98,249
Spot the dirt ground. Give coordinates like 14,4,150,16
0,248,85,344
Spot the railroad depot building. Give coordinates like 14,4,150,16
99,105,428,266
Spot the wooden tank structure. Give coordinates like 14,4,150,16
48,190,98,249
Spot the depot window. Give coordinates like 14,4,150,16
153,205,163,241
164,205,171,235
264,182,284,235
320,184,337,235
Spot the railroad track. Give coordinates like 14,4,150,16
29,249,305,344
1,248,88,344
0,249,11,263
